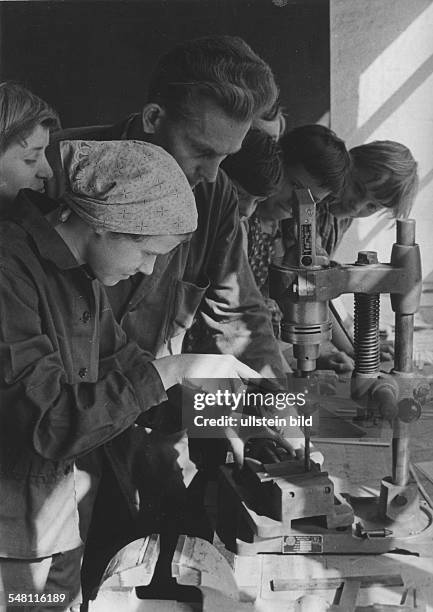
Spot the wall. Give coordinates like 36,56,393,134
330,0,433,324
0,0,329,129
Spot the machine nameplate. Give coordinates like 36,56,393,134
281,535,323,554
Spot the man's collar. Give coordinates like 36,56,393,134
11,190,83,271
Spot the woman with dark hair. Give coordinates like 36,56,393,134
0,82,59,210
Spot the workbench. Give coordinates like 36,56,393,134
227,357,433,610
89,358,433,610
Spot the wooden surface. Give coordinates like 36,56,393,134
234,554,433,610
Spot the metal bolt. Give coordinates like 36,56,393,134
393,494,408,507
355,250,378,265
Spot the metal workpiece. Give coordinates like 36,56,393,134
355,250,379,265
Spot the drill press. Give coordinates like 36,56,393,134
218,188,433,555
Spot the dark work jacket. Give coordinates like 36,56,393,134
0,190,167,557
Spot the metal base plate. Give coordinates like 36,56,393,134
217,465,433,556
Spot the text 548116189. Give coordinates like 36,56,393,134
2,592,68,606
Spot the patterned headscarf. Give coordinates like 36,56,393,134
60,140,197,235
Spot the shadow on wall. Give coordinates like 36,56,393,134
331,0,433,308
0,0,330,130
330,0,432,144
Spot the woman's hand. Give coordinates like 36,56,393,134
229,422,324,468
151,353,261,391
151,354,326,468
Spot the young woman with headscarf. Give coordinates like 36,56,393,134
0,139,271,609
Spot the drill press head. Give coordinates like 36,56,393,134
269,188,332,373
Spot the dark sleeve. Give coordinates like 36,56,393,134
0,265,167,462
195,176,287,378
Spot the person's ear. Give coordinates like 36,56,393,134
142,103,166,134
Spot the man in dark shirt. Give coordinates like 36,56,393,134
47,36,306,598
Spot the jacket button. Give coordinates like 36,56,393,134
82,311,91,323
78,368,88,378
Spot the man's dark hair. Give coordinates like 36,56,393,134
222,128,283,196
279,124,352,197
147,36,278,123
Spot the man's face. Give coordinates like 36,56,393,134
152,99,251,188
0,125,53,209
85,232,187,286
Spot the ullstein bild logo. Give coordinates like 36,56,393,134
192,412,313,429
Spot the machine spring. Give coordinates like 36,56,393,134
354,293,380,374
